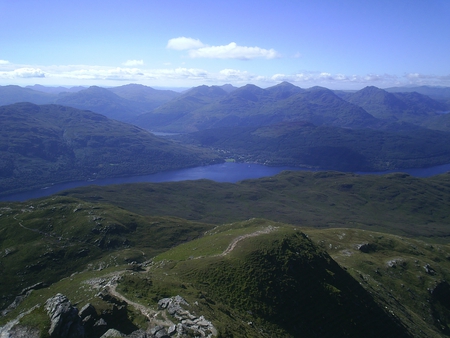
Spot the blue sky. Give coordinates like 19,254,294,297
1,0,449,89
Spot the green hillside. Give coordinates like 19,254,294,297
61,170,450,238
2,170,450,336
0,195,212,310
3,214,450,336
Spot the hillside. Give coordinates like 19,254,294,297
0,103,220,196
133,85,230,132
54,86,143,122
0,85,55,106
2,212,450,337
61,170,450,238
344,86,449,124
1,170,450,336
174,121,450,171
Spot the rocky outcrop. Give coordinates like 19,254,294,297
157,296,217,337
45,293,85,338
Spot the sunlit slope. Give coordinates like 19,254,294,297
62,170,450,238
0,196,212,310
306,228,450,337
117,219,410,337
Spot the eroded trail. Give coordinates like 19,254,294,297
220,225,277,256
103,277,175,327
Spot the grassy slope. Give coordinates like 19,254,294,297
141,220,410,337
0,196,212,310
1,206,450,336
61,170,450,238
305,227,450,337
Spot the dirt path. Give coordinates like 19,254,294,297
219,225,277,256
104,278,175,328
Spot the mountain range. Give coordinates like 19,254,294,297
2,82,449,132
2,82,450,194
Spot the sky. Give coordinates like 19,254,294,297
1,0,450,90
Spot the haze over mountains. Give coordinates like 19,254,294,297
1,82,449,131
1,82,450,196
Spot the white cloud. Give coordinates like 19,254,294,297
0,67,45,79
188,42,281,60
167,37,281,60
0,60,10,65
122,60,144,66
218,69,253,82
167,37,205,50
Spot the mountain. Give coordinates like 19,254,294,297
108,83,180,111
134,84,380,132
26,84,86,94
218,83,238,93
264,80,305,99
271,86,379,129
2,171,450,336
385,85,450,101
346,86,449,124
0,103,220,196
175,121,450,171
133,85,230,131
54,86,143,121
0,85,55,106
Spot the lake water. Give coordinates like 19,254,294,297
1,162,450,202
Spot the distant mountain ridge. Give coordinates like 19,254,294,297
133,83,450,133
1,83,449,132
0,84,181,122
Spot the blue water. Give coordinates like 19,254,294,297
1,162,450,202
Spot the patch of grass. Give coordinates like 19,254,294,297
306,228,450,336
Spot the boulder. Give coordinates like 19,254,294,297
44,293,85,338
100,328,125,337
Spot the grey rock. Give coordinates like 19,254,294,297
424,263,436,275
44,293,85,338
154,328,169,338
4,324,40,338
157,298,171,310
150,325,164,335
79,303,97,320
94,318,108,327
100,328,125,337
167,325,177,336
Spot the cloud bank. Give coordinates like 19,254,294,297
167,37,281,60
1,61,449,89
